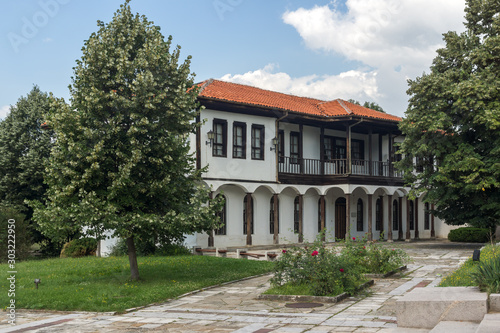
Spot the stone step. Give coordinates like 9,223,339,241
475,313,500,333
396,287,488,329
429,321,479,333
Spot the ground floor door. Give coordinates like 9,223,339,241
335,197,346,239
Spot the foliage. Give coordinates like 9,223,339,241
270,242,363,297
0,255,274,312
0,205,31,262
347,99,385,112
30,1,223,280
472,257,500,294
0,87,61,257
270,236,410,297
447,227,492,243
60,237,98,258
342,237,410,274
396,0,500,229
109,237,191,256
440,245,500,290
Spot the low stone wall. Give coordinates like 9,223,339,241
396,287,488,329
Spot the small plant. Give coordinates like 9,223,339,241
60,238,97,258
472,258,500,294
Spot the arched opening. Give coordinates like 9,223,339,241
335,197,347,238
393,199,399,231
293,196,300,233
214,194,226,235
375,198,382,231
357,198,364,232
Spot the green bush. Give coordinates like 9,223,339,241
448,227,492,243
0,205,31,262
60,238,97,258
109,238,191,257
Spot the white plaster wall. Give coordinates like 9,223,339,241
199,109,276,182
302,126,321,160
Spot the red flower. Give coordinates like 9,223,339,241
340,268,344,272
282,249,287,253
352,237,356,241
363,246,366,249
311,250,319,256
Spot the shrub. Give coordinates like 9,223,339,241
0,205,31,262
109,238,191,256
270,238,365,297
448,227,492,243
60,238,97,258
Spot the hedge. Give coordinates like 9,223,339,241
448,227,493,243
60,237,97,258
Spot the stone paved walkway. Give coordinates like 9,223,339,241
0,240,482,333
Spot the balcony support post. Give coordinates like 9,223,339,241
367,194,373,241
320,195,326,241
345,193,351,240
369,130,373,176
387,194,393,242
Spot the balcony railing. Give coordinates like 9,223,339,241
279,156,403,178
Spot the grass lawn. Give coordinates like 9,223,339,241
0,255,274,312
439,244,500,288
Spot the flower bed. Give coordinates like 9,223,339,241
267,236,410,297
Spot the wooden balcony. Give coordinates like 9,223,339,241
278,156,404,186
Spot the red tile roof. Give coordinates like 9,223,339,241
197,79,401,122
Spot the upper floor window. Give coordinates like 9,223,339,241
214,194,226,235
324,136,334,161
290,132,300,164
213,119,227,157
352,139,365,161
357,198,364,231
233,122,246,159
335,138,346,159
251,125,264,160
278,130,284,163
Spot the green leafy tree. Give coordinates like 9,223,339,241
397,0,500,230
0,87,62,256
347,99,385,112
31,1,222,280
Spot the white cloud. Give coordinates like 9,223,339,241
0,105,10,120
43,37,53,43
221,64,380,103
277,0,466,116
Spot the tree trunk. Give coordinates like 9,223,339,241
126,236,140,281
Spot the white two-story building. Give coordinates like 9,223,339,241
190,79,455,248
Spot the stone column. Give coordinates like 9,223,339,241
298,194,304,243
398,197,404,240
415,197,420,240
406,197,411,242
345,193,351,240
320,195,326,241
367,194,373,241
387,194,393,242
273,193,279,245
246,193,252,246
431,203,436,238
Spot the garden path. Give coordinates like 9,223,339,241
0,240,482,333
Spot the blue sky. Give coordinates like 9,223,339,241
1,0,467,119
